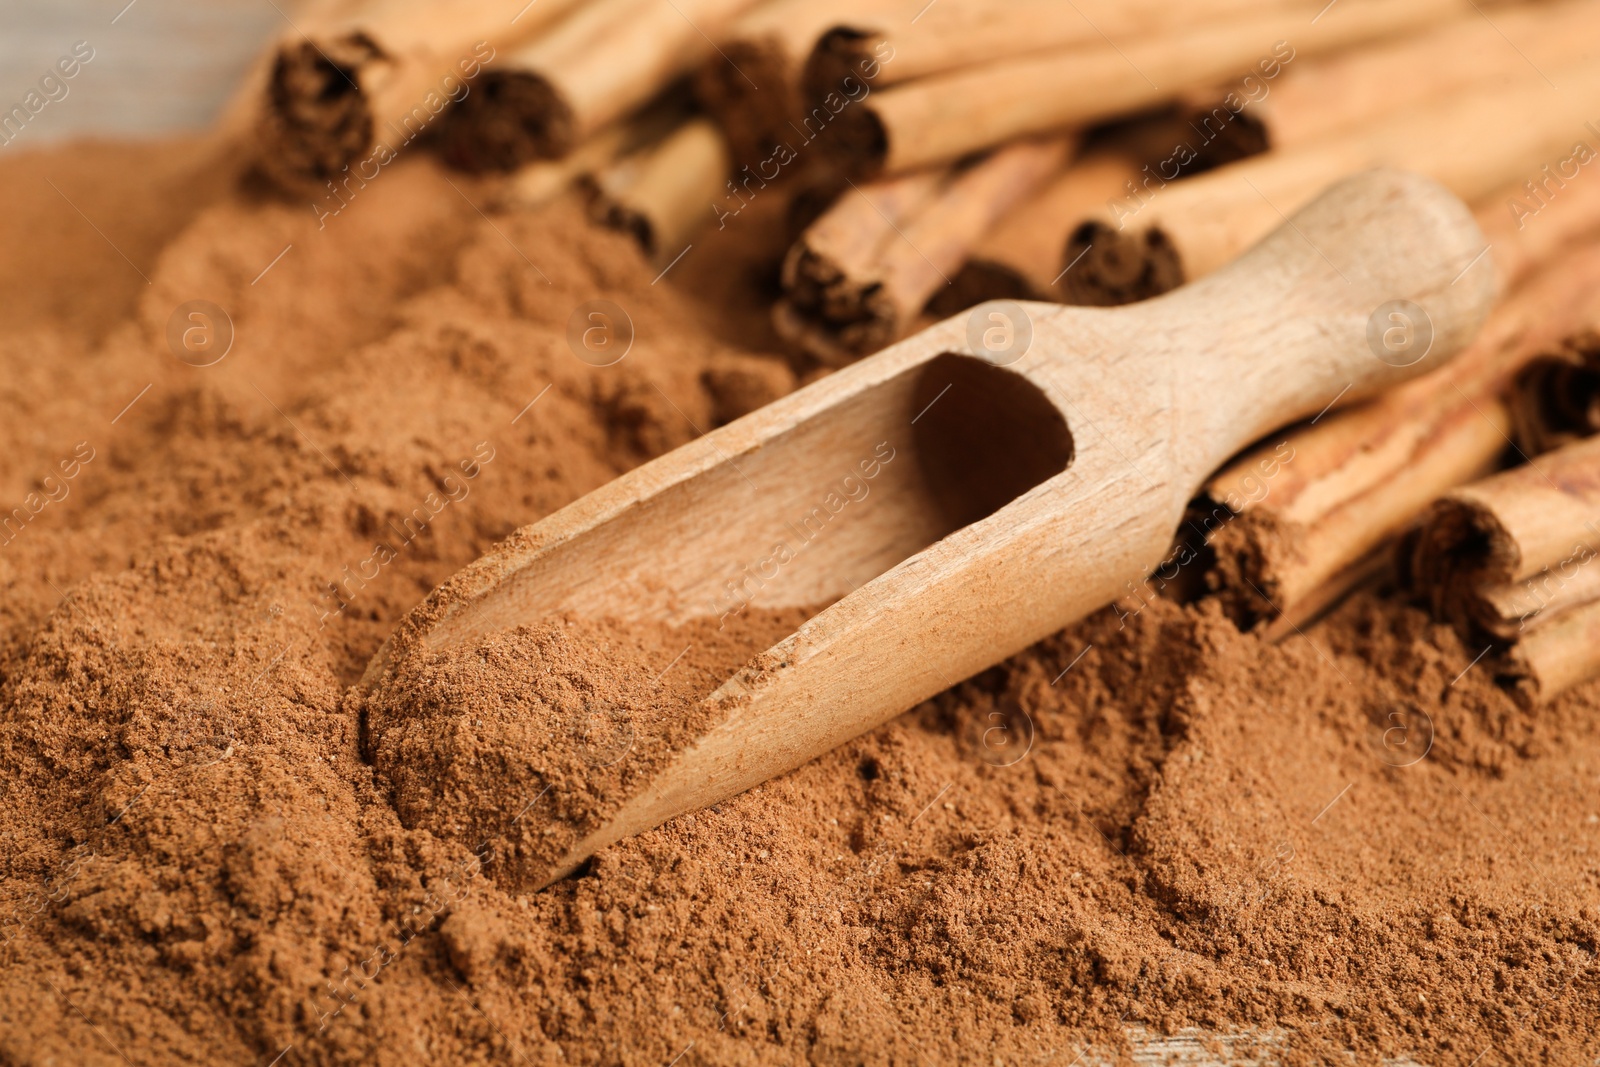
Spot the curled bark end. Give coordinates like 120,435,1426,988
1059,221,1184,307
258,35,383,193
440,72,573,172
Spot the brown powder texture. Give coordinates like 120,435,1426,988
364,610,812,891
0,136,1598,1067
0,137,241,344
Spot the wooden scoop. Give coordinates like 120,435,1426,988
363,169,1494,888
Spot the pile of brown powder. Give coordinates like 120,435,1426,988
364,609,812,891
1,137,1598,1067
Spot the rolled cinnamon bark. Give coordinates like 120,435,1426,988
1511,333,1600,455
440,0,762,170
1482,562,1600,639
588,117,733,262
256,0,577,192
770,167,945,359
499,96,699,210
1410,434,1600,644
1183,0,1600,154
773,138,1072,366
1096,102,1270,176
1061,57,1600,306
694,0,900,166
1500,598,1600,706
1203,392,1513,632
803,0,1315,99
820,0,1463,177
1478,170,1600,294
934,105,1275,310
501,124,638,211
930,153,1142,309
1197,242,1600,632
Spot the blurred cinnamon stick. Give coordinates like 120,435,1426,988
1510,333,1600,455
497,98,698,211
588,117,732,263
774,138,1072,365
819,0,1463,177
440,0,762,170
500,125,638,211
1183,0,1600,155
257,0,572,191
1060,58,1600,306
695,0,898,167
1199,242,1600,633
803,0,1315,98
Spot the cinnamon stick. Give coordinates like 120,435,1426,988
1204,392,1513,630
498,97,698,210
1500,597,1600,706
500,124,639,211
588,117,732,262
934,106,1272,310
1511,332,1600,455
803,0,1316,100
694,0,900,166
1197,242,1600,631
1410,434,1600,644
256,0,573,192
820,0,1464,177
931,153,1143,309
1093,102,1270,177
1477,162,1600,293
1182,0,1600,155
440,0,762,170
1061,57,1600,306
773,138,1072,366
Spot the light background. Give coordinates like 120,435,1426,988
1,0,281,143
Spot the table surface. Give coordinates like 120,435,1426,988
0,0,280,144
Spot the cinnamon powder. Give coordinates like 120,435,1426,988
1,139,1598,1066
364,609,813,891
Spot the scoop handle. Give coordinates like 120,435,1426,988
1128,167,1497,478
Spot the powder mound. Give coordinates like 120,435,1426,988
364,609,808,890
